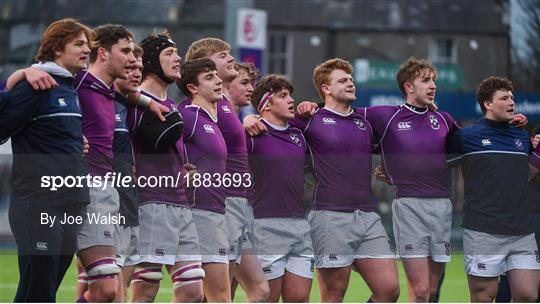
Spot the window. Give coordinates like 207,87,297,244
267,33,293,77
429,38,457,64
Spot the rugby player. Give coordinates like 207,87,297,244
446,76,540,302
225,61,260,299
248,74,314,302
75,44,145,302
245,58,400,302
0,18,92,302
110,44,143,302
72,24,136,302
365,58,459,302
183,38,269,302
125,32,204,303
177,58,230,302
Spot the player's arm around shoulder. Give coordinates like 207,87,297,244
243,114,267,137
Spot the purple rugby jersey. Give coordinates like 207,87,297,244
363,105,459,198
126,90,189,206
247,119,306,219
75,71,116,176
181,96,249,198
291,107,374,212
181,105,228,214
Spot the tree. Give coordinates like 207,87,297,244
512,0,540,92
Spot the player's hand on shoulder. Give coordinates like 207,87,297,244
297,101,318,118
243,114,267,137
374,164,390,184
25,67,58,90
183,163,197,179
82,136,89,157
148,100,168,122
510,113,528,128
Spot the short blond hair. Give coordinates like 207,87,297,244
185,37,230,62
313,58,353,100
396,57,437,95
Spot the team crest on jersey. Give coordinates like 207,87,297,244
515,138,524,150
397,121,412,131
322,117,336,125
221,105,232,113
290,134,302,147
203,124,215,134
353,119,366,130
429,115,440,130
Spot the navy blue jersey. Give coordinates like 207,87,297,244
446,118,532,235
113,93,138,226
0,76,89,209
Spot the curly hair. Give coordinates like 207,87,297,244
476,76,513,114
252,74,294,112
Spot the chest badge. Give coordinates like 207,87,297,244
515,138,524,150
353,118,366,130
429,115,440,130
290,134,302,147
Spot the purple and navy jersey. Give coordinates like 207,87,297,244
74,71,116,176
126,90,188,207
363,105,459,198
181,96,249,198
181,105,228,214
247,119,306,219
291,107,374,212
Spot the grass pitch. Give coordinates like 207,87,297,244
0,250,470,302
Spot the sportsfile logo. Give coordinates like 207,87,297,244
36,242,48,251
482,139,492,146
203,124,215,134
322,117,336,125
397,121,411,130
